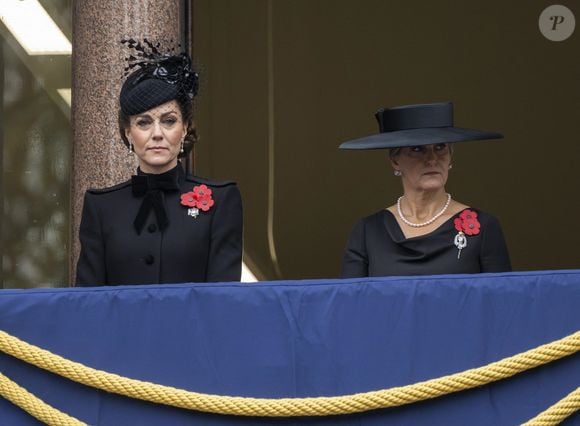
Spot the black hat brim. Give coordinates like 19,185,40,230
339,127,503,150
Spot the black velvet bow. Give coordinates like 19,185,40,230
131,170,180,234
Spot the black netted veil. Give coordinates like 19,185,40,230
119,39,199,116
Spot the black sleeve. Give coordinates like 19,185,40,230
206,184,243,282
479,213,512,273
341,219,369,278
76,192,107,286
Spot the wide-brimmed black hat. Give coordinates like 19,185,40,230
339,102,502,150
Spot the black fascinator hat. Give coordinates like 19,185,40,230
119,39,199,116
339,102,502,150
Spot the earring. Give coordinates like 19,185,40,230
180,138,185,154
394,170,402,177
448,164,453,169
128,141,133,154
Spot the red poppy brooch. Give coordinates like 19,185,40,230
180,184,214,218
453,209,480,259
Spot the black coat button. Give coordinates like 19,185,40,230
147,223,157,233
144,254,155,265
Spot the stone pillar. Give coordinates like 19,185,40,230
70,0,182,284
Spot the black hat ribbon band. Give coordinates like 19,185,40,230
375,102,453,132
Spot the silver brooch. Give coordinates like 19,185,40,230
454,232,467,259
187,207,199,218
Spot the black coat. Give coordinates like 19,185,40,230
76,166,243,286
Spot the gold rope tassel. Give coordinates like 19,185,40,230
0,329,578,418
523,387,580,426
0,371,86,425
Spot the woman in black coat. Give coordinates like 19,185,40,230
76,41,242,286
339,102,511,278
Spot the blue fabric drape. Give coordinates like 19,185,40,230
1,270,579,425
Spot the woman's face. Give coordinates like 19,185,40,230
391,143,451,192
125,100,187,174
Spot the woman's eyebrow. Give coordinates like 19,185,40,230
159,110,178,117
133,114,152,120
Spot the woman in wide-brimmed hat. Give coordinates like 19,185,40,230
76,40,242,286
340,102,511,278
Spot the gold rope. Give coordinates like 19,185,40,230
0,329,578,419
523,387,580,425
0,371,85,425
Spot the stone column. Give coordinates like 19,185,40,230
70,0,182,284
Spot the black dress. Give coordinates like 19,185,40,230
341,209,511,278
76,165,243,286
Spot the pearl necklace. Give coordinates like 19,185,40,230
397,193,452,227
